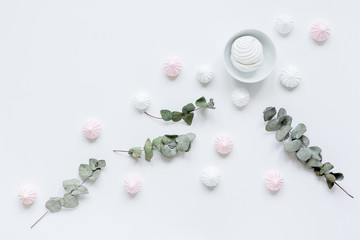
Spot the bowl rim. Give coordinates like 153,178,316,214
224,29,276,83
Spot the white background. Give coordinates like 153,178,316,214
1,0,359,239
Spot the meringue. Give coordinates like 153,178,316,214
133,91,151,111
196,66,214,84
163,57,182,77
82,119,102,140
231,36,264,72
311,21,331,42
124,175,142,195
275,16,294,35
280,66,301,88
264,171,284,192
201,167,221,188
214,135,233,155
231,88,250,107
18,185,37,205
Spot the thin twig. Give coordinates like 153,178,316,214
30,210,49,229
144,111,162,119
113,150,130,153
334,182,354,198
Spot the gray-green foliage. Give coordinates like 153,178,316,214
158,97,215,125
122,133,196,162
45,158,106,213
263,107,345,191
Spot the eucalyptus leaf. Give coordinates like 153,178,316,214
325,173,336,183
291,123,307,139
309,146,322,161
279,115,292,126
277,108,287,120
263,107,276,121
207,99,215,109
276,125,292,142
306,158,323,169
182,103,195,113
326,179,335,189
160,145,178,158
185,133,196,142
89,158,98,170
144,138,153,162
332,173,344,181
46,199,62,213
300,135,310,147
160,110,172,121
176,135,190,152
97,160,106,168
284,140,302,152
63,179,81,192
71,185,89,196
320,163,334,175
296,148,312,161
129,147,142,159
195,97,207,107
63,193,79,208
182,112,194,125
152,136,163,150
265,119,281,131
49,197,65,206
79,164,93,180
162,135,177,145
171,111,183,122
88,169,101,181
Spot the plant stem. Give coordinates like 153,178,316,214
30,210,49,229
145,106,205,120
113,149,130,153
334,182,354,198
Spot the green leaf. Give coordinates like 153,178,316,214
144,138,153,162
300,135,310,147
89,158,98,170
97,160,106,168
207,99,215,109
276,125,292,142
176,135,191,152
88,169,101,181
325,173,336,183
296,148,312,161
50,197,65,206
79,164,93,180
277,108,287,120
279,115,292,126
185,133,196,142
171,111,183,122
160,110,172,121
160,145,178,158
326,179,335,189
128,147,142,159
320,162,334,175
63,179,81,192
284,140,302,152
195,97,207,107
265,119,281,131
182,103,195,113
162,135,177,145
291,123,307,139
306,158,323,169
332,173,344,181
71,185,89,196
63,193,79,208
152,136,163,150
263,107,276,121
309,146,322,161
182,112,194,125
46,199,62,212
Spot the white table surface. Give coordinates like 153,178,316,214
1,0,359,239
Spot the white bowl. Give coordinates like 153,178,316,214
224,29,276,83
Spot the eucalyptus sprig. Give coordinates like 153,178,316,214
113,133,196,161
263,107,353,198
144,96,215,125
31,158,106,228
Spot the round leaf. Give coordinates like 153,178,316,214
284,140,302,152
171,111,183,122
63,193,79,208
195,97,207,107
276,125,292,142
266,119,281,132
296,148,312,161
291,123,307,139
79,164,92,180
182,112,194,125
263,107,276,121
46,199,62,213
160,110,172,121
182,103,195,113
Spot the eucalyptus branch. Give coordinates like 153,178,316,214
30,158,106,228
263,107,353,198
113,133,196,161
144,96,215,125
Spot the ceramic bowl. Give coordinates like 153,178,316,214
224,29,276,83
